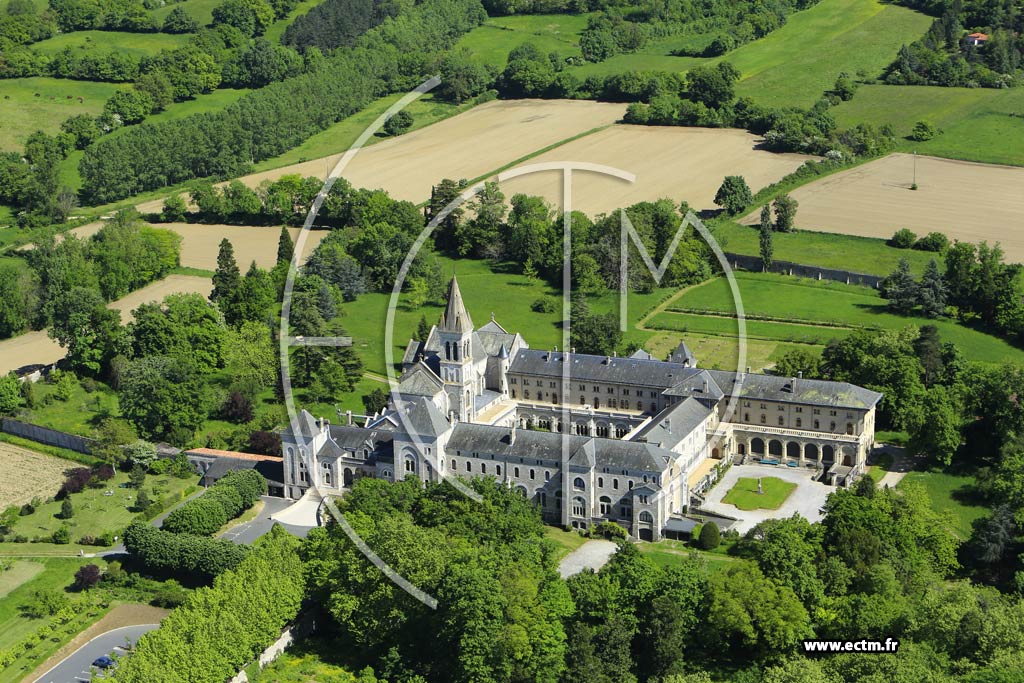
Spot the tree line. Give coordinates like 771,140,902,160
76,0,487,204
161,469,266,535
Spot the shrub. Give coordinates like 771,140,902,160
909,120,936,142
59,498,74,520
913,231,949,253
698,521,721,550
383,110,413,136
20,589,68,618
150,579,188,608
128,464,147,489
888,228,917,249
74,564,102,590
531,297,557,313
134,489,152,512
594,521,628,540
204,486,244,520
52,526,71,544
216,470,267,507
162,496,228,535
60,468,92,496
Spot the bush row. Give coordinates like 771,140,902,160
162,469,266,535
123,521,250,581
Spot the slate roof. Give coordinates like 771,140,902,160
629,349,656,360
669,341,696,365
388,397,451,436
508,349,700,388
446,423,672,473
287,410,323,440
704,370,883,410
632,397,712,446
328,424,394,451
663,369,724,401
439,276,473,333
201,457,284,487
398,363,444,397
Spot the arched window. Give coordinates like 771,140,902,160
613,478,619,490
496,465,502,475
572,497,586,517
599,496,612,515
383,469,392,479
514,466,520,478
796,418,802,427
639,511,653,523
450,458,457,470
598,477,604,488
529,469,535,480
515,486,528,497
573,477,585,490
544,471,550,481
778,415,784,426
466,461,472,472
628,480,634,490
404,458,415,473
481,463,487,474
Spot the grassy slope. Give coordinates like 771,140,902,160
898,469,987,540
0,558,91,653
0,78,119,152
833,85,1024,167
570,0,930,108
657,271,1024,365
31,30,191,58
149,0,222,25
454,14,588,67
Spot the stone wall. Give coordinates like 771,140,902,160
228,611,317,683
0,417,94,455
723,252,884,288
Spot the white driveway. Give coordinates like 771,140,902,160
701,464,836,534
558,540,618,579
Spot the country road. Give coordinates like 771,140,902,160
31,624,159,683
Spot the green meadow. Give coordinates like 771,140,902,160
898,469,988,540
569,0,930,108
833,85,1024,167
32,30,191,58
647,271,1024,366
149,0,222,26
0,77,118,152
454,14,588,67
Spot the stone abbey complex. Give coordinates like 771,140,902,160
283,277,881,541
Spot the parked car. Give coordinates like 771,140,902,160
93,655,115,669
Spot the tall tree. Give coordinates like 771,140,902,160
772,194,798,232
918,258,947,318
907,385,961,465
714,175,752,215
881,258,918,314
212,238,241,303
759,205,774,272
47,286,122,375
276,226,294,265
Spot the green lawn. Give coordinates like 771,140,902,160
898,469,988,540
454,14,588,67
656,271,1024,365
543,525,589,561
833,85,1024,167
32,30,191,58
23,379,120,436
712,220,939,276
638,540,739,573
0,561,45,599
149,0,221,26
866,451,893,484
0,77,119,152
571,0,930,108
0,557,92,656
722,476,797,510
9,470,194,544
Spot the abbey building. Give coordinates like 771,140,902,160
282,277,881,541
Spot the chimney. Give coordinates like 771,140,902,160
509,425,517,445
604,356,611,364
702,379,709,393
346,410,353,426
554,345,558,352
798,371,803,379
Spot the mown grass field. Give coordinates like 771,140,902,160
0,557,93,658
898,469,988,540
31,30,191,58
638,540,740,573
651,271,1024,366
833,85,1024,167
713,220,944,275
0,77,118,152
149,0,222,26
454,14,587,66
570,0,930,108
543,525,590,561
722,476,797,510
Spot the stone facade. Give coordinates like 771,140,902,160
282,276,882,540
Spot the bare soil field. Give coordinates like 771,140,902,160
107,274,213,323
495,126,811,215
65,223,326,271
0,275,212,374
764,153,1024,262
0,442,75,508
237,99,628,203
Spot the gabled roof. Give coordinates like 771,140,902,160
669,341,696,365
395,397,451,437
286,410,322,440
632,397,713,446
967,32,988,40
478,317,508,333
398,362,444,397
568,439,597,468
663,369,724,400
629,349,656,360
705,370,883,410
438,276,473,333
508,349,699,388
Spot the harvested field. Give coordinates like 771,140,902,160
67,223,328,271
0,275,213,373
769,153,1024,262
496,126,811,215
108,274,213,323
237,99,627,203
0,442,74,508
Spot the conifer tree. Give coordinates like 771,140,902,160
277,227,294,266
918,258,947,318
759,205,774,272
212,239,241,303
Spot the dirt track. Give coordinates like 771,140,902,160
769,153,1024,262
495,125,810,215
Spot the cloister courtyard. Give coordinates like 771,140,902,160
702,464,835,533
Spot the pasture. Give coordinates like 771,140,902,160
32,30,190,58
149,0,221,26
496,125,810,215
785,153,1024,262
722,476,797,510
646,271,1024,367
655,270,1024,366
238,99,627,203
0,443,74,508
898,469,987,540
454,14,587,67
569,0,930,108
0,78,118,152
832,85,1024,167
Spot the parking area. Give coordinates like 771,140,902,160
701,464,836,534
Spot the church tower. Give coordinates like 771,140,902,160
438,276,476,421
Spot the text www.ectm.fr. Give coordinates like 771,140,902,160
802,638,900,653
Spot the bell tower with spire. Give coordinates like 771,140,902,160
438,275,476,421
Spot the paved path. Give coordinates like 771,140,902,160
218,496,310,544
558,540,618,579
875,445,915,489
32,624,158,683
702,463,834,534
